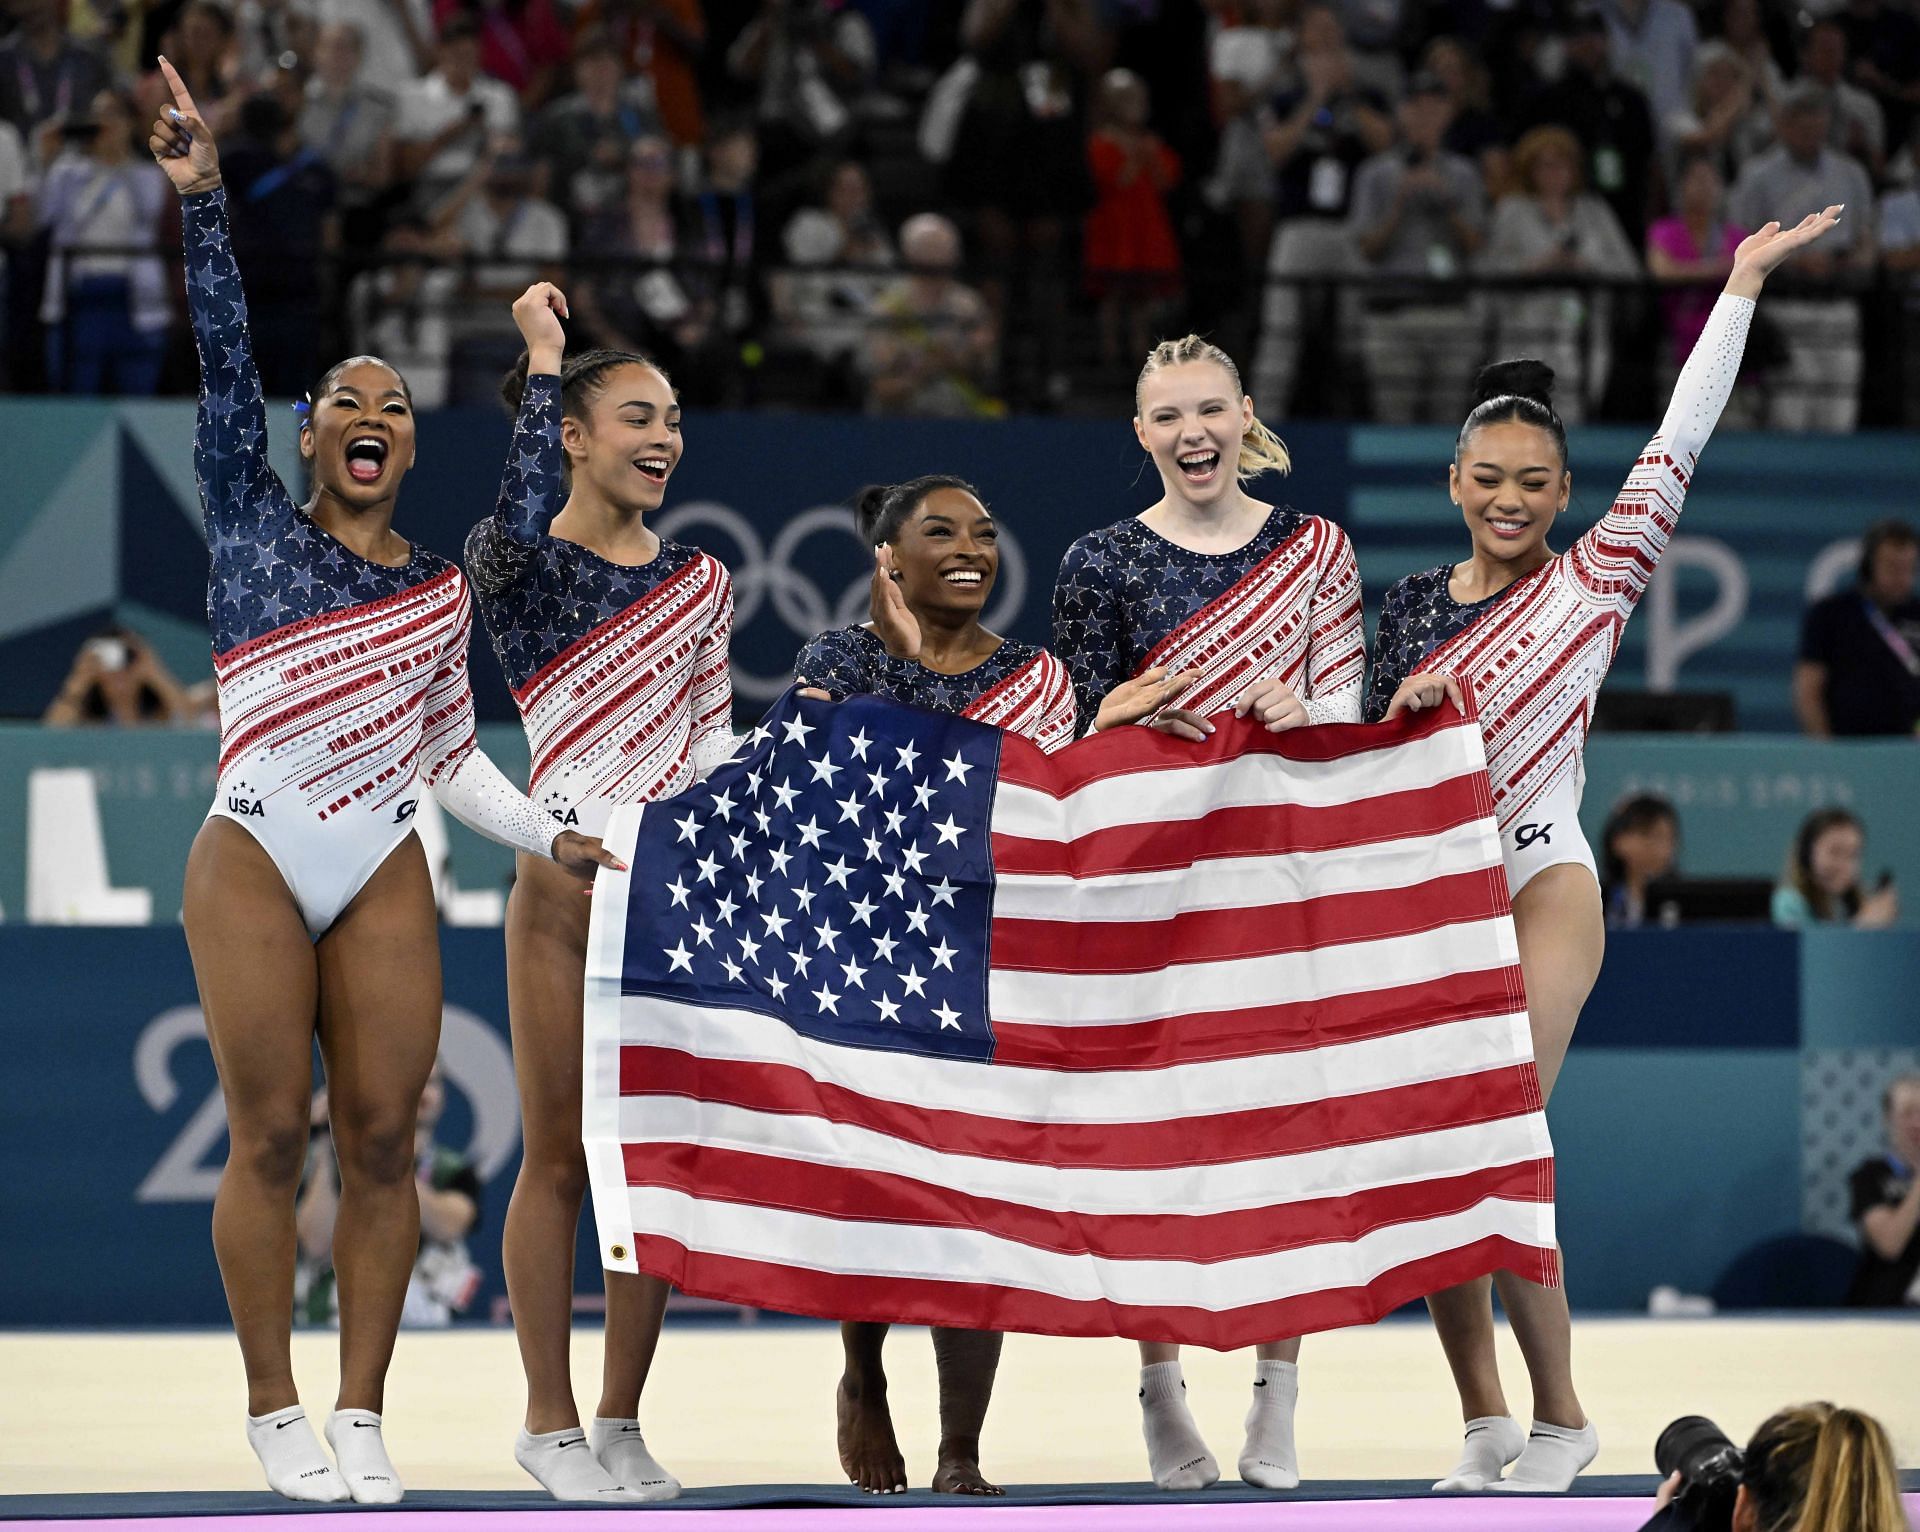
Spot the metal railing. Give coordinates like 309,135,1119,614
14,244,1920,426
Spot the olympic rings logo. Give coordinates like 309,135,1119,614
655,500,1030,703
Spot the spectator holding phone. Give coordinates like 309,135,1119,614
1771,808,1899,929
43,625,199,726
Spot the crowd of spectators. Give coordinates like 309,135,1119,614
4,0,1920,418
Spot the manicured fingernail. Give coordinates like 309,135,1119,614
168,108,182,120
614,860,629,872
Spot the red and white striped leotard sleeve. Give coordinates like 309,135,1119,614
1422,292,1755,827
1564,293,1756,619
1301,522,1366,726
417,580,560,856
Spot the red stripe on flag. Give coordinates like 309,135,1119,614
618,1233,1559,1349
990,774,1490,878
617,1046,1544,1171
990,868,1508,973
621,1142,1552,1264
988,967,1526,1071
995,704,1474,796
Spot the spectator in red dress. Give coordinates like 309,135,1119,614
1083,68,1180,368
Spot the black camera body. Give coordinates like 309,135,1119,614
1648,1416,1745,1532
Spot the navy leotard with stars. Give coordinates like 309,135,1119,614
464,375,735,830
1364,565,1524,723
1050,510,1308,718
795,625,1044,715
188,188,450,653
463,376,703,692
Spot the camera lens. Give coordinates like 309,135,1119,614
1656,1416,1742,1482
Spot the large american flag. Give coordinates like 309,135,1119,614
582,689,1557,1350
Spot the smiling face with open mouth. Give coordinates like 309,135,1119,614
1451,419,1569,569
564,360,681,515
888,486,999,621
1134,359,1253,509
300,358,416,510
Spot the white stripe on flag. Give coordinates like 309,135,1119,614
988,917,1521,1025
586,804,648,1275
991,721,1481,841
991,817,1505,922
613,1094,1552,1216
613,1185,1553,1311
616,998,1537,1125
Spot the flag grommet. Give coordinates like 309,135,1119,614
610,1244,628,1261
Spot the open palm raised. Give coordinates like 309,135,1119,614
147,56,221,197
1731,204,1843,280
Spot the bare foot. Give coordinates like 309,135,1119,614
933,1454,1004,1496
836,1375,907,1494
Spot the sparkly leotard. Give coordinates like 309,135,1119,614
465,375,734,837
1050,508,1365,734
794,624,1078,754
1365,294,1756,838
188,188,556,936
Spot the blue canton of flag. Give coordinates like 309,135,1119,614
617,688,1003,1062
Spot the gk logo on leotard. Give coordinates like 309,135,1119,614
393,799,417,824
1514,822,1554,850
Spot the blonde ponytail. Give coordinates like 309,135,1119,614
1743,1404,1906,1532
1788,1407,1905,1532
1136,334,1292,482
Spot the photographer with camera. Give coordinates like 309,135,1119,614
1640,1404,1907,1532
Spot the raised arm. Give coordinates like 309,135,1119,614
149,59,289,544
465,283,570,596
1301,521,1365,725
1570,206,1842,617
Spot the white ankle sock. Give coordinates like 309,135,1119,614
589,1417,680,1501
324,1409,403,1504
515,1426,637,1502
244,1406,349,1503
1433,1415,1527,1491
1138,1362,1220,1491
1486,1419,1599,1493
1237,1360,1300,1489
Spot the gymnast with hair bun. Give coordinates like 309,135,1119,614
792,472,1077,1498
1365,205,1844,1495
466,296,733,1503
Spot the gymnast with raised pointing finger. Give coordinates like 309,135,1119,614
147,59,620,1506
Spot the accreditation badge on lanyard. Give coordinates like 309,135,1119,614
1862,596,1920,679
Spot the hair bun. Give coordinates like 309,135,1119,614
498,349,532,415
1473,358,1557,411
852,484,892,547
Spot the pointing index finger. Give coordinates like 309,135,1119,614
157,56,202,122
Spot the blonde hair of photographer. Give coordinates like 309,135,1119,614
1135,335,1291,480
1740,1403,1905,1532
